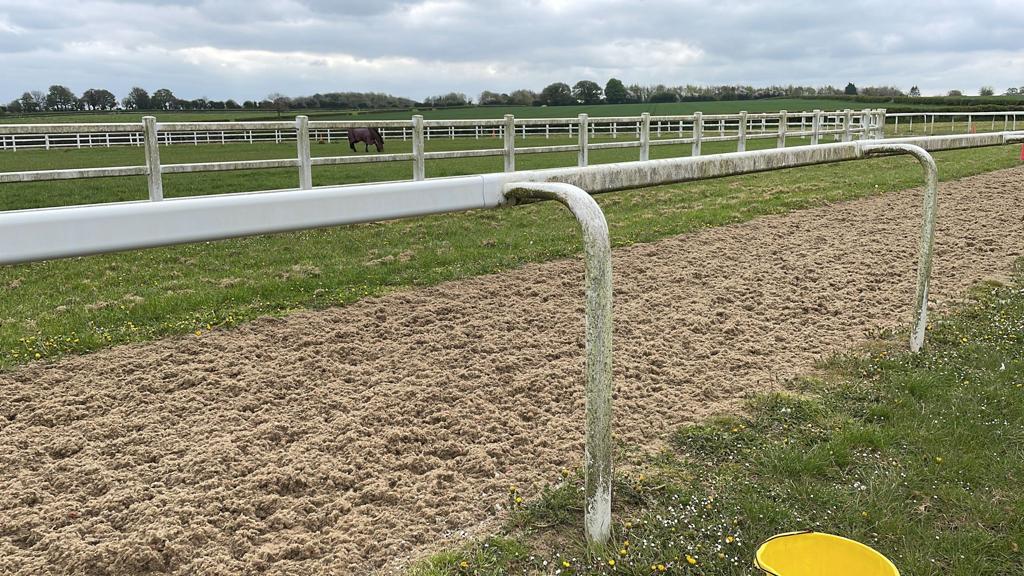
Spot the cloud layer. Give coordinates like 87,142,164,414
1,0,1022,102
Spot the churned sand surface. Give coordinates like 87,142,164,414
1,167,1022,575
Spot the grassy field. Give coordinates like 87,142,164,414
0,136,1021,370
0,98,967,125
411,262,1024,576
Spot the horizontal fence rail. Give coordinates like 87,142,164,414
3,129,1022,547
888,111,1022,136
0,109,886,200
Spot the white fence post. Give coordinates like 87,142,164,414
412,115,425,181
504,114,516,172
578,114,589,167
877,109,887,138
295,115,312,190
738,111,748,152
692,112,703,157
777,110,788,148
811,109,821,145
142,116,163,201
639,112,650,161
843,109,853,142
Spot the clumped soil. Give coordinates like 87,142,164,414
1,167,1022,575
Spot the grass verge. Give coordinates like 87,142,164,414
410,261,1024,575
1,144,1021,370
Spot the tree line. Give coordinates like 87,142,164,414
5,80,1022,115
3,85,417,114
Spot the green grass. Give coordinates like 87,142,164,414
410,262,1024,576
1,141,1021,369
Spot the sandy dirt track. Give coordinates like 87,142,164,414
1,167,1022,575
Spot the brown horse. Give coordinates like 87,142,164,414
347,127,384,153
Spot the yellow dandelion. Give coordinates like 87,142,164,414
195,330,202,336
619,548,627,556
562,560,571,568
726,535,735,544
935,456,943,464
459,560,469,569
608,559,616,567
686,555,697,565
514,496,523,504
657,564,667,572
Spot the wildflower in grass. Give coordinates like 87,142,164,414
935,456,943,463
459,560,469,569
562,560,571,568
686,554,697,565
619,548,627,557
726,535,735,544
608,559,615,567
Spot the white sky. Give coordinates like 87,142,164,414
1,0,1022,103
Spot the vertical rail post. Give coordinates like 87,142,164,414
639,112,651,161
412,115,425,181
861,143,938,353
877,109,887,138
142,116,163,201
691,112,703,157
502,181,613,547
777,110,788,148
503,114,516,172
737,111,748,152
295,115,312,190
578,113,589,167
811,109,821,145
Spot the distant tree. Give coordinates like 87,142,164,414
626,84,653,103
649,90,679,103
423,92,468,107
81,88,117,110
478,90,505,105
604,78,627,104
1005,87,1020,95
540,82,574,106
243,100,256,109
6,99,23,113
45,84,77,111
122,87,151,110
151,88,177,110
947,89,963,97
507,89,537,106
908,85,921,97
225,99,242,109
979,86,995,96
572,80,603,104
844,82,858,95
18,91,41,112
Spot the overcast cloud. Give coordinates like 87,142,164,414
1,0,1022,103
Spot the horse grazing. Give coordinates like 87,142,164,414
347,127,384,153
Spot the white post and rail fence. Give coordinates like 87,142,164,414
0,109,887,199
2,125,1023,545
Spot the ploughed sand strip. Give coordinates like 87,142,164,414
1,167,1022,575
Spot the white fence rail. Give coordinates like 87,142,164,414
0,109,885,201
3,129,1023,545
889,111,1022,135
0,110,878,151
